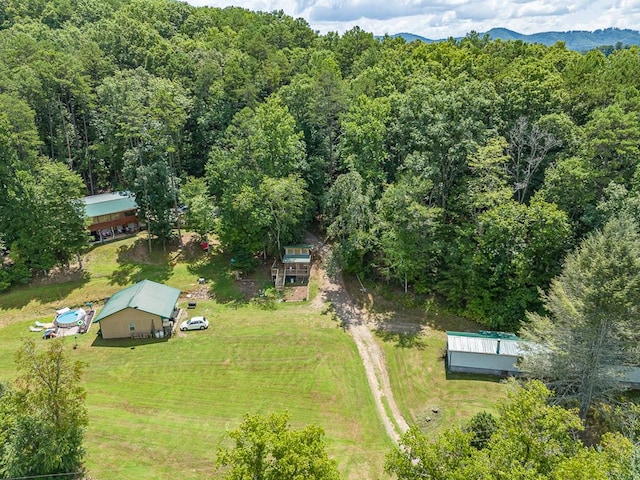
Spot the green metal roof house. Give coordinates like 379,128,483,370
83,191,139,239
93,280,180,339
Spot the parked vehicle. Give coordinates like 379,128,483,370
180,316,209,331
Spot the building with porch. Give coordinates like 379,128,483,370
272,245,312,290
83,191,139,242
93,279,181,339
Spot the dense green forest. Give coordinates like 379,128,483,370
1,0,640,330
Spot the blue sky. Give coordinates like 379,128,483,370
182,0,640,38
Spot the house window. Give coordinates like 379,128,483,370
129,322,135,331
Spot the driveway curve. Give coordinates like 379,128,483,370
308,234,410,444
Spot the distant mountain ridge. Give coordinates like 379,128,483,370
387,27,640,52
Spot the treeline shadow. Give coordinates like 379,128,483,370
444,371,505,383
185,247,247,304
375,329,426,349
109,239,174,286
0,270,91,309
345,275,485,334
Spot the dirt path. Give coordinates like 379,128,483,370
308,234,410,444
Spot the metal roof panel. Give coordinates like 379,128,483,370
94,280,180,323
447,333,525,356
83,192,138,218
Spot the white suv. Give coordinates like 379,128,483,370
180,316,209,331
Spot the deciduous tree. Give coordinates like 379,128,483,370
180,176,215,241
0,338,88,479
324,170,374,273
467,198,571,330
260,175,310,257
385,381,633,480
8,160,88,274
507,116,561,204
375,177,444,293
215,412,340,480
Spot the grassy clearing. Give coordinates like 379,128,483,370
0,233,508,478
0,235,392,480
346,278,508,435
81,303,391,479
380,327,507,433
0,235,239,327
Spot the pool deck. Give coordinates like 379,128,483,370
55,310,95,337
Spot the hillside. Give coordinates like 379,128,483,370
486,27,640,51
388,27,640,51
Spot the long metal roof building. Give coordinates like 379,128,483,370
446,331,526,376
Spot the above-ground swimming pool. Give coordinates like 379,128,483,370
56,308,87,328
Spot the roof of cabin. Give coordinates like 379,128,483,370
93,280,180,323
83,192,138,218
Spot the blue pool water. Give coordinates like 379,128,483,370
57,309,85,326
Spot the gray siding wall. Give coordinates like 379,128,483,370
448,351,519,375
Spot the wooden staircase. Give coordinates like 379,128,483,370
273,266,285,291
271,260,286,291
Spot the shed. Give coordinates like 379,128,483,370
446,331,525,376
93,280,180,339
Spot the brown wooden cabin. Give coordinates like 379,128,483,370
83,191,139,242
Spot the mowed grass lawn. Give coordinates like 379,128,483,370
346,279,508,435
83,305,391,479
0,234,510,478
0,236,392,480
380,328,507,433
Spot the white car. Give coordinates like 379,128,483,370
180,316,209,331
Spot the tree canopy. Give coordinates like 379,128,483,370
0,338,88,479
521,215,640,419
385,381,635,480
0,0,639,328
215,412,340,480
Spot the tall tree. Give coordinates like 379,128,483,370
388,76,498,213
521,216,640,419
334,26,377,78
536,156,600,236
324,170,374,273
216,184,270,264
123,150,178,250
0,98,43,288
465,135,512,216
8,160,88,274
206,94,305,198
215,412,340,480
467,198,571,330
507,116,561,204
0,338,88,479
180,176,215,241
375,176,444,293
260,175,310,257
278,61,345,204
339,94,390,190
583,104,640,192
95,67,190,188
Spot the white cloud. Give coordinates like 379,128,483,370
181,0,640,37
